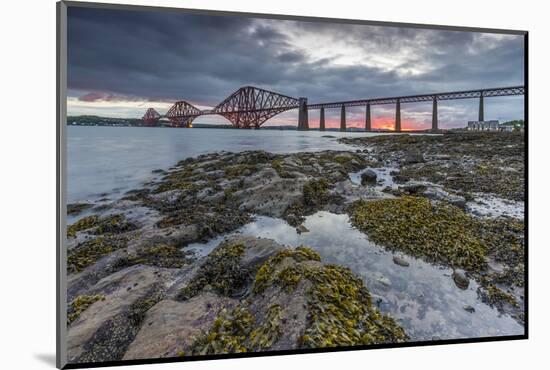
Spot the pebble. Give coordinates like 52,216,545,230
393,256,410,267
452,269,470,290
296,224,310,234
463,305,475,313
376,275,392,289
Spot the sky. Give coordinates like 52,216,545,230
67,6,525,130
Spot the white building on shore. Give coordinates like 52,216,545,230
467,120,500,131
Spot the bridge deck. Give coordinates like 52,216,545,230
306,86,524,109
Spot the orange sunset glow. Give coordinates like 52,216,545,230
306,117,428,131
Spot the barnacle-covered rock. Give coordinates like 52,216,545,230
67,265,172,363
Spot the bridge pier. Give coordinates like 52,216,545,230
395,99,401,132
298,97,309,131
319,107,326,131
478,93,484,121
432,96,438,131
340,105,347,132
365,103,371,131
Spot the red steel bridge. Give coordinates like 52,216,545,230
142,85,525,132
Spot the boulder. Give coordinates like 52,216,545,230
399,184,427,195
360,169,378,185
403,151,425,164
422,187,466,209
393,174,411,184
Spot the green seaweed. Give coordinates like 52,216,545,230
67,235,128,273
478,284,520,310
189,307,255,355
253,247,321,294
188,246,406,355
177,243,248,300
67,214,136,238
189,304,284,355
255,247,407,347
67,294,106,325
303,178,331,208
350,196,488,271
116,243,193,269
67,215,99,238
67,203,93,216
299,264,408,348
224,164,257,178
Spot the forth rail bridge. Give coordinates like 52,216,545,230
142,85,525,132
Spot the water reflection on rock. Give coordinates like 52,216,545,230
188,211,523,341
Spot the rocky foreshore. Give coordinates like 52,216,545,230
339,132,525,322
66,132,525,363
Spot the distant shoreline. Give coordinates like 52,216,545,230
68,125,439,134
66,120,439,134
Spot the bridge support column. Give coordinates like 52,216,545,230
395,99,401,132
340,105,346,132
320,107,326,131
365,103,371,131
432,97,438,131
298,97,309,131
478,94,484,122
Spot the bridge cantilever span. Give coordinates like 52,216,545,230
212,86,301,129
165,101,202,128
142,85,524,131
142,108,161,126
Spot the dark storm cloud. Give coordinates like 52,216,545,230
67,6,524,119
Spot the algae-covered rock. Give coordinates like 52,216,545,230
67,214,137,238
349,196,488,271
340,132,524,201
67,203,93,216
187,245,407,356
68,235,129,274
116,242,194,269
176,236,284,301
67,294,106,325
68,233,407,362
349,196,525,318
188,305,281,355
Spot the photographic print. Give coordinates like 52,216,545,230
58,1,527,367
